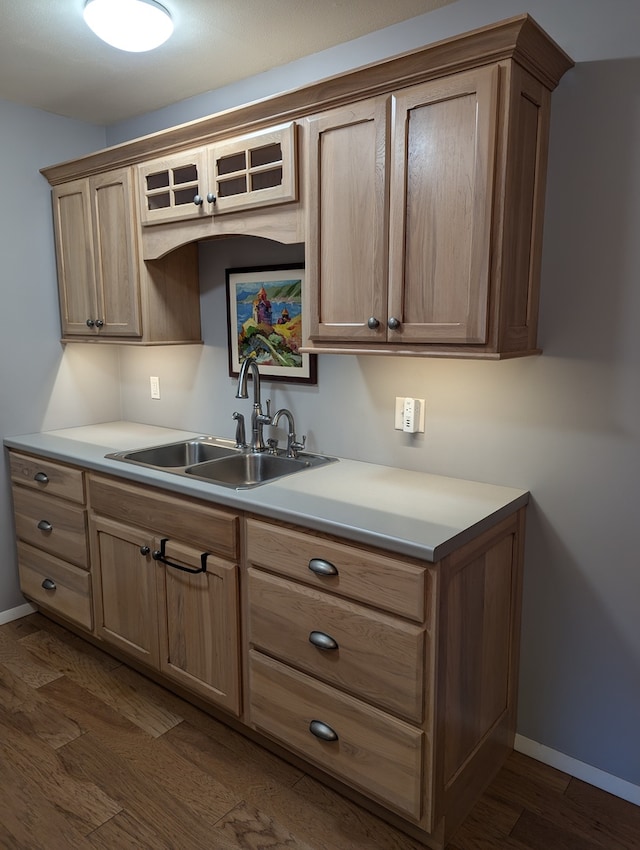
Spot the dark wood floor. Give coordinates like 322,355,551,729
0,613,638,850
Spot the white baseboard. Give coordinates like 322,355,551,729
0,602,36,625
515,734,640,807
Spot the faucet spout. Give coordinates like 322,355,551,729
236,358,261,405
271,408,306,458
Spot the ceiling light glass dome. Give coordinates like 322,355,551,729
83,0,174,53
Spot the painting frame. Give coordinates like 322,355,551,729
225,264,317,384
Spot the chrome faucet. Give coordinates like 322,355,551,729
271,408,306,459
235,358,271,452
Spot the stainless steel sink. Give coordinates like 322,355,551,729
106,436,336,488
185,452,319,488
114,438,237,468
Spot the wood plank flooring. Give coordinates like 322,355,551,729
0,613,638,849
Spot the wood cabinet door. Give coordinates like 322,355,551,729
306,97,389,342
92,516,159,667
210,122,297,215
156,539,241,715
137,148,211,225
388,66,499,343
52,178,97,336
89,168,142,337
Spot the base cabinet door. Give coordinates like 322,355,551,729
156,538,241,715
92,516,159,667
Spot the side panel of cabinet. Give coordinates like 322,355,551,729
156,539,241,715
52,179,96,336
90,168,142,337
306,98,389,341
497,65,552,354
388,66,499,344
91,516,159,667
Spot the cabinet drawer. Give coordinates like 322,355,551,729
89,474,239,560
9,452,85,504
246,519,428,622
249,650,425,820
249,568,425,722
13,488,88,568
17,541,92,630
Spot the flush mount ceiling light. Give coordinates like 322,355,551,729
83,0,174,52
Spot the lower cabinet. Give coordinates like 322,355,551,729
9,451,92,631
243,512,525,847
89,474,241,716
9,453,525,849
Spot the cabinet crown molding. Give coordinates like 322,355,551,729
41,14,573,187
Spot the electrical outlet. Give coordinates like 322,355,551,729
150,376,160,399
394,396,425,432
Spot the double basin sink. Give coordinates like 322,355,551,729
106,436,336,489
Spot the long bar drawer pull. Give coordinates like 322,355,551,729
308,557,338,577
152,538,208,574
37,520,53,532
309,720,339,742
309,630,339,651
33,472,49,484
41,578,56,591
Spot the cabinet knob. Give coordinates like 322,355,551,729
95,319,104,328
193,194,204,206
309,720,339,742
37,519,53,532
387,316,401,330
308,557,338,577
86,319,95,328
206,192,216,204
139,546,150,556
33,472,49,484
41,578,56,591
309,631,339,651
367,317,380,330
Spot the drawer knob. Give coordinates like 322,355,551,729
309,630,339,651
309,720,338,742
33,472,49,484
308,558,338,577
41,578,56,591
139,546,150,556
37,520,53,532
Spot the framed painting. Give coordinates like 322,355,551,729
225,264,317,384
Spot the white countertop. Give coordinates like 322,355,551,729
4,421,529,563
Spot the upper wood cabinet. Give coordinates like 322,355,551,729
137,122,297,226
53,169,141,338
305,60,555,358
52,167,201,344
42,15,572,356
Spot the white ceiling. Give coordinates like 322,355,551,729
0,0,459,126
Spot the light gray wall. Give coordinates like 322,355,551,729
106,0,640,146
112,0,640,791
0,98,120,613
